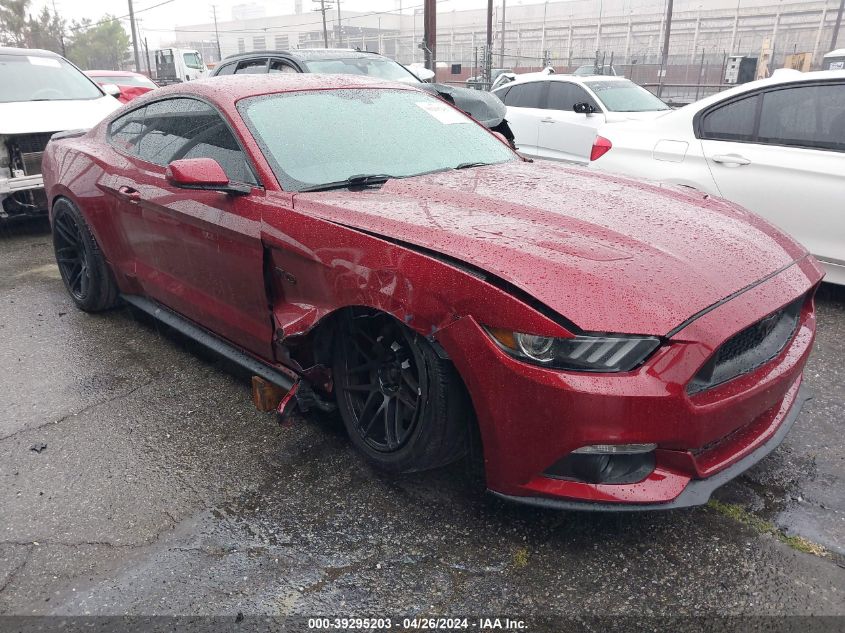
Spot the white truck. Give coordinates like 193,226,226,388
0,47,120,220
154,48,208,84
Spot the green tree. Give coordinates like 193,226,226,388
0,0,29,46
67,16,130,70
27,6,66,54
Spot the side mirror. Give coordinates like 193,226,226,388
101,83,121,98
573,102,597,115
165,158,251,195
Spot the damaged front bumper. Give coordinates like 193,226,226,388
435,259,821,510
1,174,48,218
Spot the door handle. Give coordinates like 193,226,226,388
540,117,556,123
117,185,142,201
710,154,751,166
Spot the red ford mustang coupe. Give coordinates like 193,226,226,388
42,74,823,510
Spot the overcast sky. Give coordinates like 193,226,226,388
35,0,556,47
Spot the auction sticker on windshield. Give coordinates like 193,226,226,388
28,56,61,67
415,101,468,124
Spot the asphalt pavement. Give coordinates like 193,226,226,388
1,219,843,628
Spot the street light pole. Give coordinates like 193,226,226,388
832,0,845,51
211,5,221,61
657,0,674,97
127,0,141,73
485,0,493,84
499,0,506,68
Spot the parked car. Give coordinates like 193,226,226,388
43,74,822,510
590,69,845,285
492,74,669,162
211,48,515,144
0,47,120,221
85,70,158,103
466,68,513,90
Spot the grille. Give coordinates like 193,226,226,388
7,133,56,176
687,296,804,395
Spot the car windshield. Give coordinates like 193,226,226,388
239,88,515,191
92,75,157,88
0,53,102,103
183,52,203,69
585,80,670,112
302,58,420,83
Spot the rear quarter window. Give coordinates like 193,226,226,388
700,94,758,142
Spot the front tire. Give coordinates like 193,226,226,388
52,198,118,312
333,311,469,473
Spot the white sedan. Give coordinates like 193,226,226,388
590,70,845,285
492,74,670,163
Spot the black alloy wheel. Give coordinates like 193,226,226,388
52,198,119,312
53,209,91,301
336,313,428,453
333,311,471,474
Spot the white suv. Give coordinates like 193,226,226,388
590,70,845,285
1,47,120,220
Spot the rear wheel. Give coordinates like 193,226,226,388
333,311,469,473
52,198,118,312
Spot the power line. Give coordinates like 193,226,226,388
66,0,177,32
139,0,449,36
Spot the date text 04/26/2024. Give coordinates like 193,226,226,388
307,617,527,630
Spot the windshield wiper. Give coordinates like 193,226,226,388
299,174,394,193
454,162,489,170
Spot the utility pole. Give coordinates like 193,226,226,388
314,0,329,48
423,0,436,71
127,0,141,73
336,0,342,47
485,0,493,84
499,0,506,68
144,37,151,76
211,5,221,61
832,0,845,51
657,0,674,97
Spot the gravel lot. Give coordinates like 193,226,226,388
1,219,843,627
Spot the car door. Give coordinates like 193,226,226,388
535,81,604,163
698,80,845,272
497,81,547,155
105,97,274,359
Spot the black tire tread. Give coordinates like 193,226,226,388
52,198,119,312
334,316,471,474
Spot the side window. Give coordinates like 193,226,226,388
235,58,268,74
214,63,235,76
132,98,257,185
269,59,299,74
758,83,845,151
700,95,758,142
493,86,511,101
545,82,597,112
502,82,545,108
108,106,147,154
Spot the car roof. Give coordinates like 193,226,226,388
220,48,384,63
494,73,628,89
132,73,417,105
684,69,845,111
0,46,61,57
824,48,845,57
85,70,147,77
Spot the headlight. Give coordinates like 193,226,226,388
487,328,661,372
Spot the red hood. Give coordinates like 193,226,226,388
292,161,806,335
